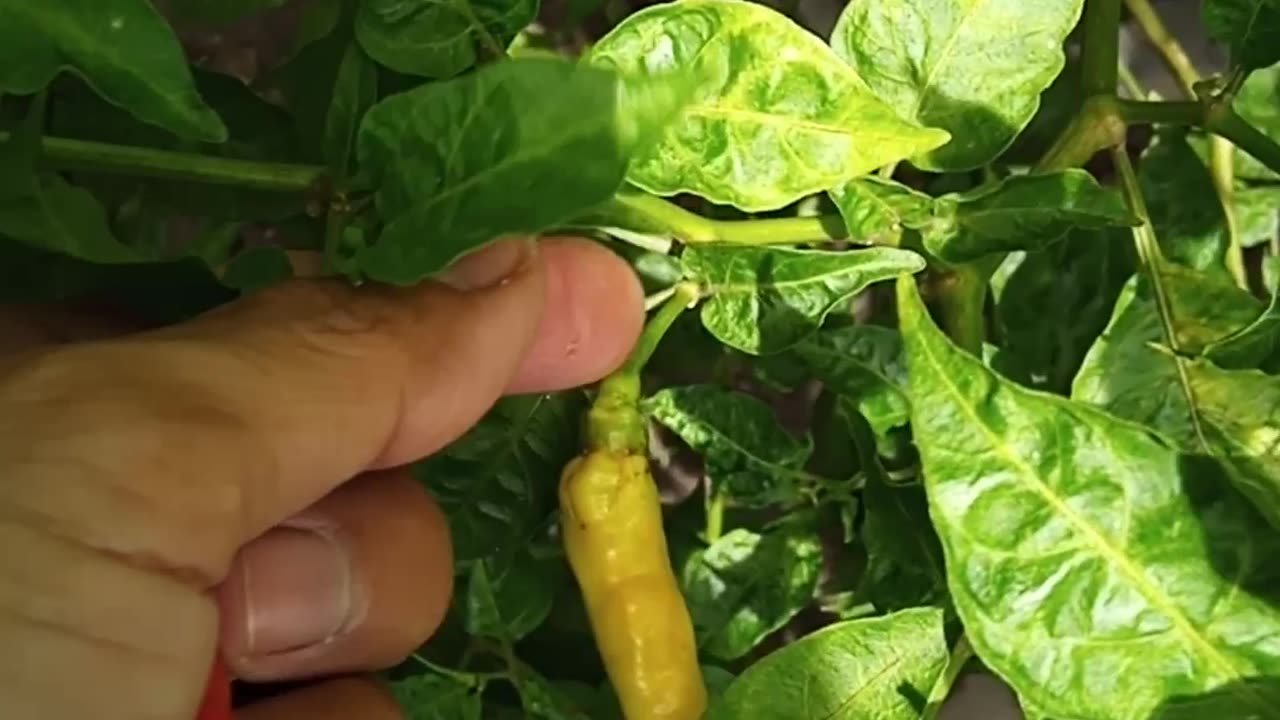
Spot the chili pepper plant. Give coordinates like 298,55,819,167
7,0,1280,718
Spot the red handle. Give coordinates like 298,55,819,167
195,655,232,720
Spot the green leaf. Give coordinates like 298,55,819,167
325,42,379,177
466,552,557,642
1140,131,1232,276
705,608,949,720
831,0,1085,171
356,0,537,79
44,70,308,224
898,274,1280,719
167,0,288,25
510,672,599,719
924,169,1135,263
843,402,949,614
827,177,935,247
0,0,226,141
0,237,234,320
389,673,484,720
414,393,583,567
681,527,822,661
1073,264,1280,529
682,245,927,355
860,480,947,614
1236,184,1280,248
355,56,690,284
990,228,1136,394
790,323,911,437
1203,288,1280,371
1203,0,1280,71
0,117,140,264
1191,62,1280,181
220,246,294,294
643,385,813,507
588,0,950,211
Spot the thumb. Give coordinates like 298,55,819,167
0,236,643,586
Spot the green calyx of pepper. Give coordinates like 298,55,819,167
584,281,701,455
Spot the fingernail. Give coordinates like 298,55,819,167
235,525,355,656
438,237,536,291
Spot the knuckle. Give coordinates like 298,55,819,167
261,281,423,367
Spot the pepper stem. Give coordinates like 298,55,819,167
586,281,701,453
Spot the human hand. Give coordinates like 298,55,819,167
0,237,644,719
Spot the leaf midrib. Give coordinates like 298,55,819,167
913,326,1261,711
909,0,989,118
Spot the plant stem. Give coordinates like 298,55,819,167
1122,99,1280,178
2,132,326,192
1115,99,1200,124
1035,95,1128,171
1118,62,1146,98
921,636,975,720
705,484,725,543
1206,105,1280,179
1123,0,1199,96
1081,0,1122,96
616,282,701,379
1111,146,1161,271
590,282,700,454
595,192,848,246
712,214,848,246
1212,136,1248,289
1122,0,1248,289
936,263,986,355
1111,144,1212,447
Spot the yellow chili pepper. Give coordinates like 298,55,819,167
558,284,707,720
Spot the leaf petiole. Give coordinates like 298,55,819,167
593,192,848,247
616,281,701,380
0,132,326,193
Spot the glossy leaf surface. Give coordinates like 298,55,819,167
356,57,688,284
1203,0,1280,71
643,385,813,507
832,0,1084,171
705,608,949,719
356,0,537,79
791,324,911,436
900,275,1280,719
1236,185,1280,248
682,245,926,355
1074,265,1280,530
390,673,483,720
466,552,557,642
412,394,582,567
681,528,822,661
924,169,1135,263
589,0,949,211
1204,289,1280,371
0,0,225,141
1140,132,1231,276
828,177,934,247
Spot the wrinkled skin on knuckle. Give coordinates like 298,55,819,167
251,280,426,369
0,343,265,585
